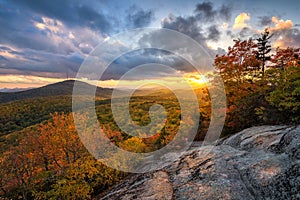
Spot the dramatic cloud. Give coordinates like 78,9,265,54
2,0,231,80
258,16,273,26
132,2,236,74
157,1,235,61
0,3,100,78
126,6,154,28
258,16,299,48
11,0,113,33
269,16,293,32
233,12,250,29
219,4,232,21
0,2,105,54
273,28,300,48
0,0,158,80
226,30,235,39
238,27,253,39
194,1,232,22
0,14,103,78
1,0,298,88
161,2,233,45
161,15,205,44
207,25,221,41
0,43,85,78
137,27,216,73
102,49,194,80
194,1,217,22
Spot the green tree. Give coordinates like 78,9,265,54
256,29,273,76
267,66,300,123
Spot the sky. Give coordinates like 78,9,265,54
0,0,299,89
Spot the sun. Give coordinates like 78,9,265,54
191,75,208,85
186,74,208,87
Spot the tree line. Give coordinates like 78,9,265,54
214,29,300,135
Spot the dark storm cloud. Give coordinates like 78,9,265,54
137,28,215,73
162,16,206,43
273,28,300,48
76,5,111,32
219,4,232,21
0,55,8,62
126,6,154,28
226,30,235,39
285,28,300,47
0,44,84,78
238,27,252,38
138,2,235,74
258,16,273,26
159,2,233,48
194,1,232,22
1,0,231,80
194,1,217,22
102,49,194,80
0,0,113,78
207,25,220,41
0,0,159,79
11,0,112,33
0,2,74,54
0,46,12,51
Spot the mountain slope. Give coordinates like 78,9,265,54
0,80,116,135
0,80,113,104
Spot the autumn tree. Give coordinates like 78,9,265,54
215,38,274,133
256,29,273,76
214,30,300,133
272,47,300,70
215,38,259,84
0,112,126,199
213,23,300,134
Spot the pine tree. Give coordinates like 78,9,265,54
256,29,273,76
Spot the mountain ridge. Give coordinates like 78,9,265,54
0,80,114,104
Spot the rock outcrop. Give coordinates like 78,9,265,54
98,125,300,200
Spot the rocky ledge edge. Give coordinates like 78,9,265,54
97,125,300,200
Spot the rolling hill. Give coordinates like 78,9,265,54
0,80,117,135
0,80,114,104
0,80,210,136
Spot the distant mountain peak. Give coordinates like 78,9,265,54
0,80,113,104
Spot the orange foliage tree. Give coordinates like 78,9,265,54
0,112,125,199
214,38,272,133
271,47,300,70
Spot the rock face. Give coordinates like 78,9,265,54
99,125,300,200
